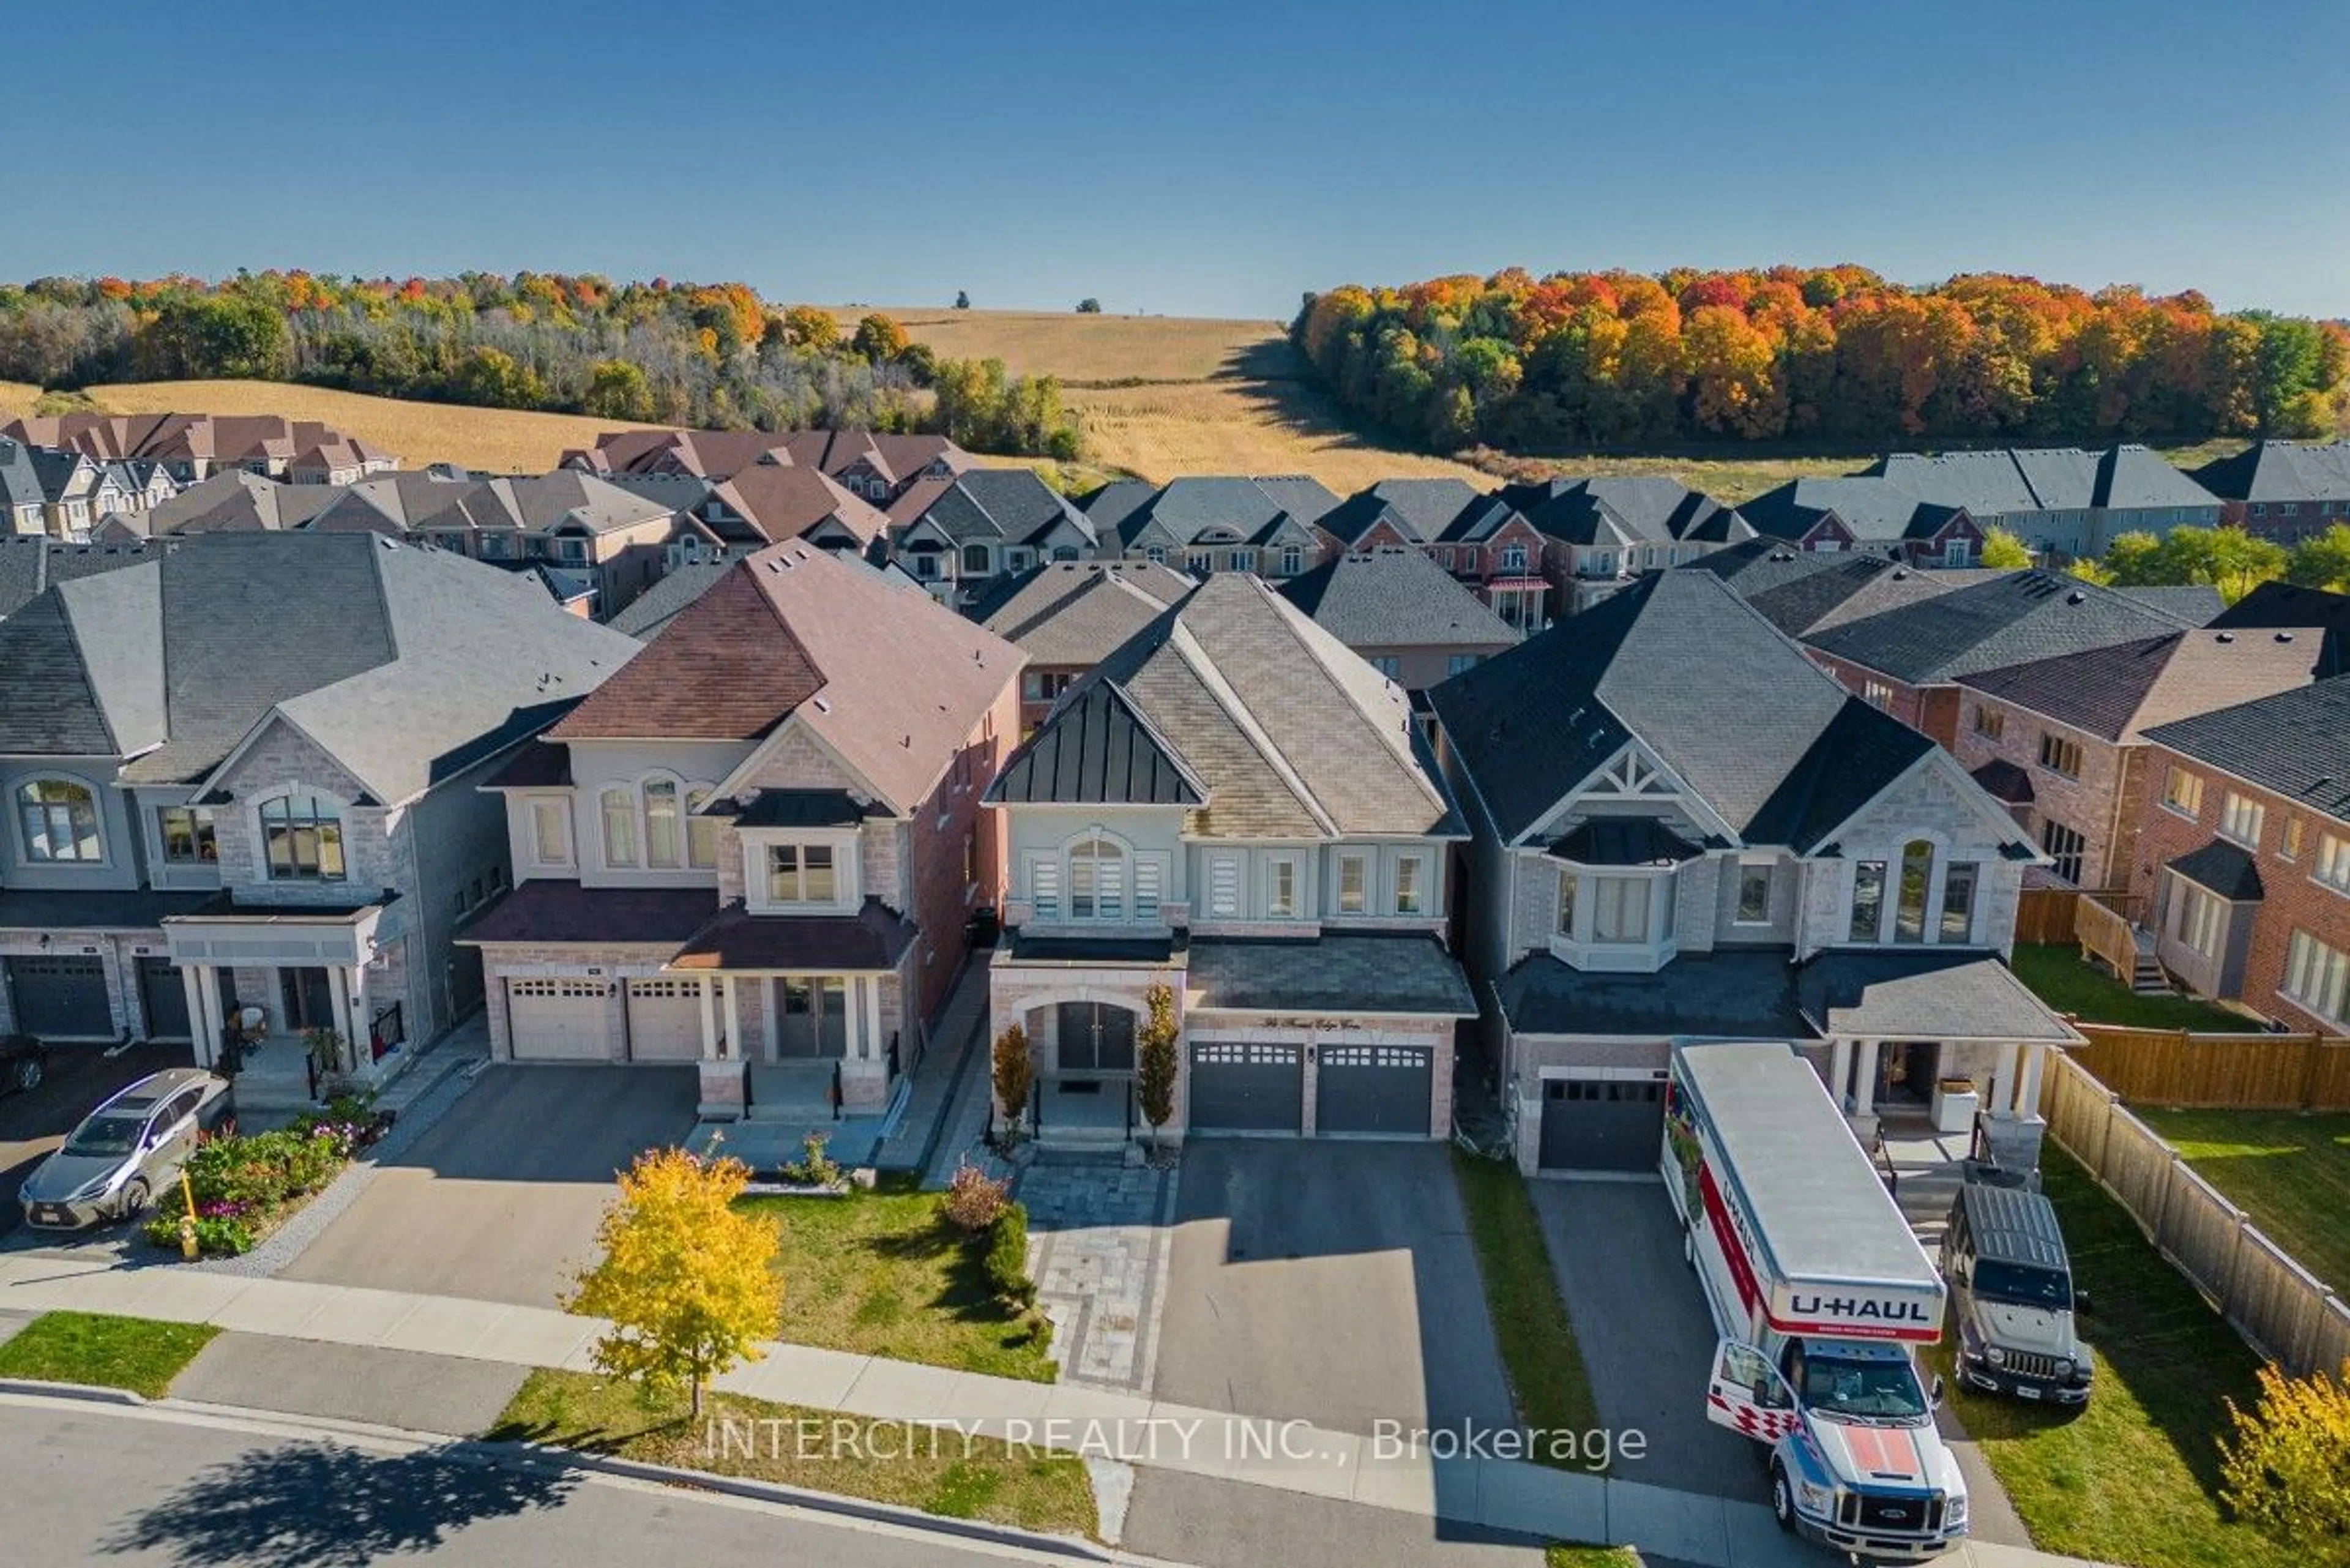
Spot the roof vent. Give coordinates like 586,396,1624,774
1892,569,1909,580
2216,632,2236,643
2066,590,2086,605
2274,631,2295,642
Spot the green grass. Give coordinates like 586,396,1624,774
2010,945,2246,1032
2135,1110,2350,1296
0,1312,218,1398
738,1181,1054,1383
1450,1149,1605,1471
1545,1548,1642,1567
491,1368,1094,1536
1933,1150,2302,1568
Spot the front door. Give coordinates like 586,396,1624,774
1056,1002,1135,1074
775,978,848,1059
280,967,335,1033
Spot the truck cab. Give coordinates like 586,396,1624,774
1942,1176,2092,1406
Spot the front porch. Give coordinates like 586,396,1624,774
988,930,1181,1147
671,969,905,1122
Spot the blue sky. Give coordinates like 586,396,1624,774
4,0,2344,320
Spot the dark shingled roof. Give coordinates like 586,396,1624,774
484,739,573,790
1956,630,2318,744
733,789,873,828
1804,570,2201,684
1549,818,1704,867
2143,676,2350,819
607,560,729,641
2119,586,2225,625
988,681,1206,805
1433,572,1933,849
2166,840,2266,902
1275,547,1516,649
1795,951,2078,1043
2210,580,2350,679
670,898,917,972
0,887,218,932
1498,949,1811,1038
460,881,718,946
1971,758,2034,805
1187,935,1475,1017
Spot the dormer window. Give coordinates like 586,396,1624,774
769,843,837,904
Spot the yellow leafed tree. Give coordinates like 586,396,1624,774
565,1147,779,1417
2219,1357,2350,1556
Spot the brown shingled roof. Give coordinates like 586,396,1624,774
548,561,825,740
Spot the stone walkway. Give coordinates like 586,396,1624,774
1015,1157,1175,1392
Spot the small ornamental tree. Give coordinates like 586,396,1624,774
1978,526,2033,569
991,1021,1034,1130
1136,981,1179,1151
2220,1357,2350,1550
565,1147,778,1417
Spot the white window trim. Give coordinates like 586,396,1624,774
2218,791,2267,850
1264,854,1301,920
528,796,573,869
1550,862,1679,973
742,827,862,913
1733,857,1775,926
1335,851,1369,916
15,773,110,867
2283,930,2349,1028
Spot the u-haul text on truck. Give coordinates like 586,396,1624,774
1663,1040,1966,1559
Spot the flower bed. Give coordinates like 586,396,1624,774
140,1109,381,1258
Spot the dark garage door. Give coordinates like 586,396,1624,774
1316,1044,1433,1136
6,954,113,1039
1190,1041,1302,1133
138,957,191,1040
1539,1078,1665,1172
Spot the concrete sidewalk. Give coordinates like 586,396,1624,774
0,1252,2113,1568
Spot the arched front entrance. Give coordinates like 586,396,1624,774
1054,999,1135,1075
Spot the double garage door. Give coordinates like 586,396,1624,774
507,977,709,1062
1537,1077,1666,1173
1188,1040,1433,1137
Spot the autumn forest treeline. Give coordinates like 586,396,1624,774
1292,267,2350,454
0,272,1083,460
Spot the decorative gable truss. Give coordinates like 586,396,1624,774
1518,739,1736,851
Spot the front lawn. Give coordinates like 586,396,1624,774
740,1179,1054,1383
1450,1150,1605,1471
1546,1549,1641,1567
2009,945,2245,1032
1934,1150,2298,1568
491,1368,1094,1536
2135,1109,2350,1296
0,1311,218,1397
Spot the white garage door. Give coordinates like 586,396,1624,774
626,979,705,1062
506,978,614,1061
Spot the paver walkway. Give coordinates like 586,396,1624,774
1015,1157,1174,1391
0,1252,2114,1568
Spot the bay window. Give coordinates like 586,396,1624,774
18,779,102,862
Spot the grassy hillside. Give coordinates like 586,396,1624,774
0,380,40,418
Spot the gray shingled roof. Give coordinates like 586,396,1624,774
1087,476,1341,550
2166,841,2266,902
1804,570,2202,684
2192,440,2350,504
1188,934,1474,1016
1871,444,2218,514
1497,475,1751,547
1499,949,1812,1038
1315,479,1484,547
2142,675,2350,819
1431,570,1934,849
972,561,1196,666
901,469,1095,548
1796,951,2078,1042
1955,629,2318,742
1275,547,1516,649
609,560,730,640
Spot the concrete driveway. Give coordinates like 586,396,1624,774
1155,1141,1515,1439
278,1065,696,1309
0,1041,189,1236
1528,1178,1757,1499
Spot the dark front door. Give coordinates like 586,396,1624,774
1537,1078,1665,1172
1056,1002,1135,1073
4,954,112,1039
1315,1044,1433,1137
281,967,335,1032
1188,1040,1304,1133
775,979,848,1058
138,957,192,1041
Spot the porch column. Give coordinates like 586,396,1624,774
722,976,740,1059
187,966,220,1069
698,977,719,1059
1851,1040,1881,1117
2017,1042,2048,1119
326,966,357,1072
345,965,370,1071
1829,1037,1854,1110
1990,1040,2021,1116
864,976,883,1063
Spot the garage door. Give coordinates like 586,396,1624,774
138,957,191,1041
1538,1078,1665,1172
1189,1041,1302,1133
1316,1044,1433,1137
506,978,614,1061
6,954,113,1039
626,979,704,1062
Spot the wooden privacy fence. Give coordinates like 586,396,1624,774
2013,886,2141,953
2043,1052,2350,1378
2068,1023,2350,1110
2072,892,2141,983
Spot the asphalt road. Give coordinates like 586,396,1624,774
1154,1141,1516,1439
277,1064,696,1308
0,1041,187,1235
0,1395,1076,1568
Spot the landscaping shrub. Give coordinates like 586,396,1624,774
149,1122,357,1256
983,1203,1034,1308
991,1024,1034,1133
2221,1357,2350,1551
942,1161,1010,1234
141,1212,255,1256
780,1131,841,1189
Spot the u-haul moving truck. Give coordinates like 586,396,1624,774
1662,1040,1967,1558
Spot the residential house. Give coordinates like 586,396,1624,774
3,414,397,482
1429,570,2073,1176
2127,678,2350,1027
286,439,377,487
96,471,343,539
984,572,1475,1144
969,560,1196,734
692,465,889,555
1739,474,1984,565
1865,445,2223,561
462,540,1021,1119
1312,479,1564,632
562,428,974,504
1488,476,1754,613
1275,547,1516,694
1796,570,2206,747
86,459,180,527
0,537,173,622
1951,630,2321,890
1082,476,1340,583
2191,440,2350,545
888,470,1099,604
1313,479,1486,556
0,533,638,1108
0,439,47,536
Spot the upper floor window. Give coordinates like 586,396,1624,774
1069,835,1124,920
1266,858,1298,919
2162,766,2204,819
1863,681,1895,711
1559,866,1675,947
531,799,572,867
2316,833,2350,894
1337,853,1367,915
1736,863,1773,924
1006,548,1032,572
1052,546,1079,562
1371,655,1402,680
158,805,217,865
1281,546,1303,575
2037,732,2083,778
644,779,685,868
1395,854,1425,916
960,543,990,575
1970,705,2004,742
1941,862,1979,943
1034,830,1163,924
1447,654,1480,677
259,793,344,881
600,786,637,867
1850,860,1887,941
1023,670,1074,704
2281,816,2305,862
1145,546,1166,566
1187,551,1213,575
603,778,717,871
18,779,102,862
558,537,589,564
767,843,837,905
2220,791,2266,849
1228,548,1255,573
1893,839,1935,942
1499,544,1527,573
1942,537,1971,566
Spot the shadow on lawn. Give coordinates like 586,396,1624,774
103,1439,577,1568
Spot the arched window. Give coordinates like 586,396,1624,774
18,778,102,862
259,793,343,881
600,786,637,867
1067,835,1125,921
1895,838,1934,943
643,778,683,868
